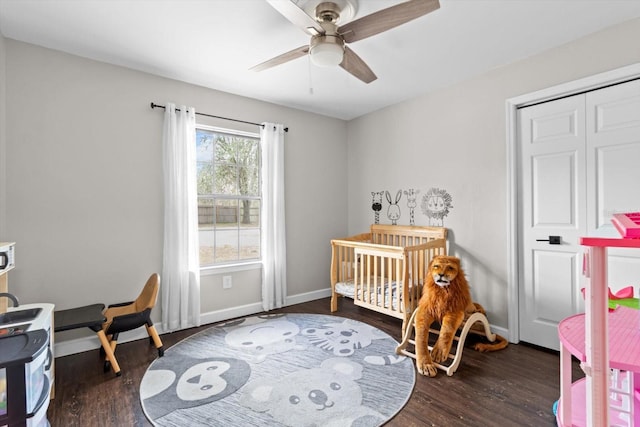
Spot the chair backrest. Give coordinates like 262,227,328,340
135,273,160,312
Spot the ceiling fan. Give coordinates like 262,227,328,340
251,0,440,83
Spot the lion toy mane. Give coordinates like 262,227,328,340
414,255,507,377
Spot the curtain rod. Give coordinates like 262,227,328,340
150,102,288,132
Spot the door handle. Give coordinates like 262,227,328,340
536,236,561,245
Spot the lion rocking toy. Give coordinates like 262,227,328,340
411,255,507,377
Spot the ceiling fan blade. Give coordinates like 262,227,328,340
340,46,377,84
250,45,309,72
266,0,325,36
339,0,440,44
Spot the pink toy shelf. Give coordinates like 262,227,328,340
612,212,640,239
558,308,640,426
556,233,640,427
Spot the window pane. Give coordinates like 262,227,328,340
215,228,239,263
237,138,259,165
196,129,214,162
197,162,213,195
216,199,238,226
196,130,214,196
239,228,260,261
198,198,215,266
215,163,237,195
215,135,236,164
240,199,259,227
200,241,215,266
215,200,239,262
238,166,259,195
239,200,260,261
198,198,215,228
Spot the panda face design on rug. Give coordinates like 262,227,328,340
239,357,384,427
301,318,387,356
175,360,231,401
223,315,303,362
140,355,251,419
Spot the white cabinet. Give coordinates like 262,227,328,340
0,304,54,427
0,242,16,314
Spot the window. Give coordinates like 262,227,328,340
196,126,261,267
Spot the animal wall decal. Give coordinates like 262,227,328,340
404,188,420,226
368,187,453,226
371,191,384,224
421,187,453,226
386,190,402,225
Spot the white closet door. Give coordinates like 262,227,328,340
518,94,587,351
518,78,640,350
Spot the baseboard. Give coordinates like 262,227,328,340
490,325,508,338
285,287,332,306
54,287,333,358
54,333,105,358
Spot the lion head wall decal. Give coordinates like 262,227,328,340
421,188,453,226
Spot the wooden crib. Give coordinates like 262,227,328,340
330,225,447,334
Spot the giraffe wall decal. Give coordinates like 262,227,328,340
403,188,420,226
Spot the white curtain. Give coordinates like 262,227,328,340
260,123,287,311
161,103,201,331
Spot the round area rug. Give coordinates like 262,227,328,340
140,313,415,426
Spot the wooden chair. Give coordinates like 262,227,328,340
396,307,497,376
101,273,164,374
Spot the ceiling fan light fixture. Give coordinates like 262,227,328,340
309,35,344,67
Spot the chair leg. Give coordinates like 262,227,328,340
96,330,121,376
146,324,164,357
103,333,119,373
110,334,119,354
99,334,113,356
103,334,118,372
110,334,118,354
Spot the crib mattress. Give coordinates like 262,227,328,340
335,278,403,309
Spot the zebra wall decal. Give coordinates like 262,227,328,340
371,191,384,224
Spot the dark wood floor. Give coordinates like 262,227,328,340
47,297,582,426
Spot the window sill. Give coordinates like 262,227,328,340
199,261,262,276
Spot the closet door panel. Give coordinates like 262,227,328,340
517,94,586,351
586,78,640,293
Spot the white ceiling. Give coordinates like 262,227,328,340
1,0,640,120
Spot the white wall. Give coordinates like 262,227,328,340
3,40,348,347
0,33,6,237
347,18,640,328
